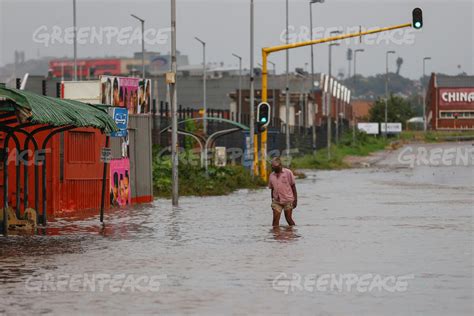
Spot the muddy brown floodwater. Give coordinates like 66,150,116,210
0,143,473,315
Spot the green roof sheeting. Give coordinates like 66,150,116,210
0,87,119,134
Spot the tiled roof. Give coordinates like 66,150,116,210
436,74,474,88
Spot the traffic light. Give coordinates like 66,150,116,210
256,102,271,133
412,8,423,29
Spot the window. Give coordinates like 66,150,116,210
440,111,474,119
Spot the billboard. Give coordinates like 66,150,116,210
358,123,379,135
110,158,131,207
381,123,402,133
62,81,101,104
100,76,151,114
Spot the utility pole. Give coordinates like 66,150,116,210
195,37,207,135
353,48,364,144
170,0,178,206
73,0,77,81
310,0,325,155
250,0,255,176
327,30,340,159
131,14,145,83
285,0,290,159
269,61,276,125
385,50,395,138
232,53,243,123
422,57,431,132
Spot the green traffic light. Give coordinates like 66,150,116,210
414,21,421,29
261,117,267,123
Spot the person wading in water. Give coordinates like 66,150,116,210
268,157,297,226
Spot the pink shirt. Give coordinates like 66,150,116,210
268,168,296,203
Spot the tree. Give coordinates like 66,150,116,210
369,95,415,128
396,57,404,75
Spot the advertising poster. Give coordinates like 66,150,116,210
110,158,131,207
138,79,152,114
101,76,152,114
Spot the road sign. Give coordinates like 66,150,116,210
358,123,379,135
381,123,402,134
110,107,129,137
100,147,112,163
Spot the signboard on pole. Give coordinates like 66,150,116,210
109,107,129,137
381,123,402,133
100,148,112,163
358,123,379,135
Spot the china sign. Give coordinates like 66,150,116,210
439,88,474,106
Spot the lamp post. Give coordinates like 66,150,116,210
170,0,178,206
232,53,243,123
384,50,396,138
131,14,146,82
73,0,77,81
309,0,325,155
285,0,290,158
195,37,207,135
353,48,364,89
422,57,431,132
249,0,255,176
352,48,364,143
269,61,276,125
327,30,340,159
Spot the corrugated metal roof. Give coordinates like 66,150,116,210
436,75,474,88
0,87,118,133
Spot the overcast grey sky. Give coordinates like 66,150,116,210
0,0,472,79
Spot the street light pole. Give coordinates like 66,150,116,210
131,14,145,82
353,48,364,144
195,37,207,135
250,0,255,176
285,0,290,159
310,0,325,155
269,61,276,125
232,53,243,123
73,0,77,81
170,0,178,206
353,48,364,89
422,57,431,132
327,30,340,159
384,50,396,138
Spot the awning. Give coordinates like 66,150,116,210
0,86,118,134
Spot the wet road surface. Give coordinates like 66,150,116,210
0,143,472,315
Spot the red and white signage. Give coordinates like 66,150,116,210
439,88,474,106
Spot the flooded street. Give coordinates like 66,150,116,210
1,143,473,315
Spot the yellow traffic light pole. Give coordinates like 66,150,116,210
257,22,413,180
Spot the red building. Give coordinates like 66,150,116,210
426,74,474,130
49,59,122,79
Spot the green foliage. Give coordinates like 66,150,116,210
152,150,265,198
369,95,415,128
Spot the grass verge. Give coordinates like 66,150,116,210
153,153,266,198
291,132,390,170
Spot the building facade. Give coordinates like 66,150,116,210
426,74,474,130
